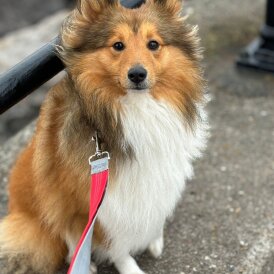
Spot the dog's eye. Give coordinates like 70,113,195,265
147,40,160,51
113,42,125,51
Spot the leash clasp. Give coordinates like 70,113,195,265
89,131,110,165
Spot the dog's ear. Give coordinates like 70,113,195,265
59,0,120,60
76,0,119,20
153,0,182,16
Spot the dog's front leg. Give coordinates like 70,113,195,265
148,228,164,259
114,255,146,274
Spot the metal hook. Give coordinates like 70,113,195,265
91,131,102,156
89,131,110,165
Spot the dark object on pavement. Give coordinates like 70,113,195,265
237,0,274,72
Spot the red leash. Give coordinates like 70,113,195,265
68,133,110,274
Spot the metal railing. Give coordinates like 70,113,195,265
0,0,145,115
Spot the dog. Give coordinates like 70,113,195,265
0,0,208,273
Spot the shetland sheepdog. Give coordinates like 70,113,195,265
0,0,208,273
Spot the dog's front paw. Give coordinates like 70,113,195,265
148,235,164,259
127,269,146,274
89,262,97,274
114,255,146,274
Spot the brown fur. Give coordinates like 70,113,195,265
0,0,204,273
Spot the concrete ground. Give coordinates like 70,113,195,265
1,0,274,273
0,0,70,37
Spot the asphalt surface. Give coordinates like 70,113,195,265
0,0,70,37
1,0,274,273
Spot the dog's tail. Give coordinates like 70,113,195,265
0,213,67,274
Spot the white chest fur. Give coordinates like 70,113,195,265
96,93,208,262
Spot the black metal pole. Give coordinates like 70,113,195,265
0,0,145,115
0,38,63,114
266,0,274,27
261,0,274,40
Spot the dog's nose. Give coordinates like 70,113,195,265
128,66,147,84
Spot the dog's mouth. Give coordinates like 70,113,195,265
132,86,147,90
119,79,152,93
123,82,151,93
127,88,149,93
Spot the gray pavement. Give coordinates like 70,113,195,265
1,0,274,273
0,0,70,37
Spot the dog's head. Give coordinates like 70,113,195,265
58,0,204,124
